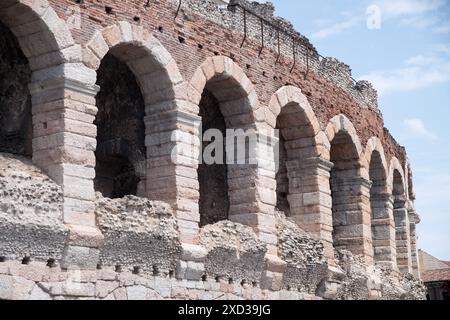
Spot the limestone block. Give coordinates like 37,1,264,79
66,225,104,249
260,271,283,291
28,284,51,300
62,175,95,201
317,280,340,300
0,275,34,300
181,244,208,263
265,255,287,273
63,282,95,297
113,287,128,300
102,25,121,47
117,21,133,43
29,45,82,71
0,275,14,300
126,285,147,300
61,246,100,270
95,281,119,299
31,63,97,86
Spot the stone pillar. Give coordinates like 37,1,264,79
331,176,374,265
409,208,420,278
29,76,103,269
286,157,335,263
229,132,279,256
371,193,397,269
393,197,412,273
145,109,202,244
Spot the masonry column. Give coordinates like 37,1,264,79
30,73,102,269
286,157,335,263
331,176,374,265
145,108,202,244
371,193,397,269
228,132,279,256
226,131,288,291
393,196,412,273
409,206,421,278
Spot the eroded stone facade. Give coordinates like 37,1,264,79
0,0,423,300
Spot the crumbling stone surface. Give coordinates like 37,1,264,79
0,153,67,261
333,250,426,300
276,212,328,293
0,260,322,300
379,269,427,300
199,221,267,283
96,194,182,274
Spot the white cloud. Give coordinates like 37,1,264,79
360,48,450,96
311,16,363,39
310,0,446,40
402,118,438,140
433,20,450,33
400,15,439,29
375,0,444,17
405,54,441,65
360,64,450,95
436,43,450,55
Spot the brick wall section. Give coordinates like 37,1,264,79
50,0,405,166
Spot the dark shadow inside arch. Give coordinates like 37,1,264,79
275,126,289,214
0,21,32,158
94,53,146,199
198,90,229,227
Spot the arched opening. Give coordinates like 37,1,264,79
198,90,229,227
330,130,363,253
94,53,146,199
275,101,319,217
195,59,257,228
0,21,32,157
392,169,411,273
369,151,391,264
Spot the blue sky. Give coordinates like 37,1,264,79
268,0,450,260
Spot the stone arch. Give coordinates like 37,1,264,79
187,56,273,253
268,85,323,215
268,85,321,132
187,56,262,130
268,85,335,260
363,137,388,179
325,114,373,263
364,137,396,268
0,0,80,162
0,0,78,72
325,114,364,161
388,157,406,193
83,21,184,199
83,21,183,105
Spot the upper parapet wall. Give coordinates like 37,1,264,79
176,0,380,113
